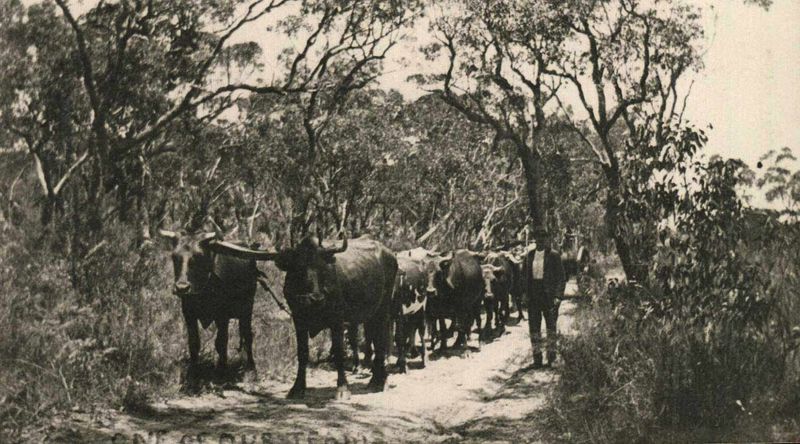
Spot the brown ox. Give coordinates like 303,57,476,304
158,229,259,372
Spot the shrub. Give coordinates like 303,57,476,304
546,126,800,442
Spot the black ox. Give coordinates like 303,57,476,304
424,249,484,350
216,235,397,400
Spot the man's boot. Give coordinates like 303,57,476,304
532,351,544,369
546,350,557,367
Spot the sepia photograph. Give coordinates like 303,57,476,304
0,0,798,442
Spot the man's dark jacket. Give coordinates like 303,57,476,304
523,247,566,307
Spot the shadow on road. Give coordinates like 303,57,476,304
450,365,558,443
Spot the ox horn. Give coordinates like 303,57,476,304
209,240,280,261
199,232,217,241
158,229,180,239
322,232,348,255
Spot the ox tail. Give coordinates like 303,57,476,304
256,270,291,316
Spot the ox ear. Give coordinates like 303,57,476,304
321,232,348,256
209,240,280,262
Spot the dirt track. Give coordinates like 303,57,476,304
48,285,580,443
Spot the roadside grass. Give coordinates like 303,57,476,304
544,230,800,443
0,222,329,442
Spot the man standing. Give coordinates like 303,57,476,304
523,228,566,368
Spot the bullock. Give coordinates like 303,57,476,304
211,235,397,400
393,249,431,373
479,263,502,339
424,250,484,350
158,229,258,372
481,251,521,330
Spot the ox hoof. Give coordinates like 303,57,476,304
336,386,351,401
287,386,305,399
243,368,259,383
367,378,387,393
397,363,407,374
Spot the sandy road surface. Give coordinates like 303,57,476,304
47,283,581,443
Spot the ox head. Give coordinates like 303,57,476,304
273,236,348,308
423,252,453,297
159,228,221,297
480,264,503,299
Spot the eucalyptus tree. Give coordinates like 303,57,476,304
421,0,707,281
1,0,422,249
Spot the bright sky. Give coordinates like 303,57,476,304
687,1,799,166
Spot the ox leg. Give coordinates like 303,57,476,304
498,296,507,334
347,324,360,373
331,324,350,400
288,325,309,399
365,318,389,392
426,316,437,350
395,316,407,374
363,326,374,368
215,319,229,371
514,293,526,321
483,297,495,341
438,318,448,351
239,317,255,370
185,317,200,366
418,313,427,368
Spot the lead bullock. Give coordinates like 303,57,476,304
213,235,397,400
158,228,258,372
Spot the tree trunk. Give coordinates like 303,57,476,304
603,167,643,283
517,145,545,232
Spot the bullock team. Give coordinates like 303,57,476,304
158,225,590,400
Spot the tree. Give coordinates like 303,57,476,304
757,147,800,217
540,0,705,281
1,0,421,246
414,0,571,233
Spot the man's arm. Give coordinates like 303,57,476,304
552,251,566,299
522,251,531,298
